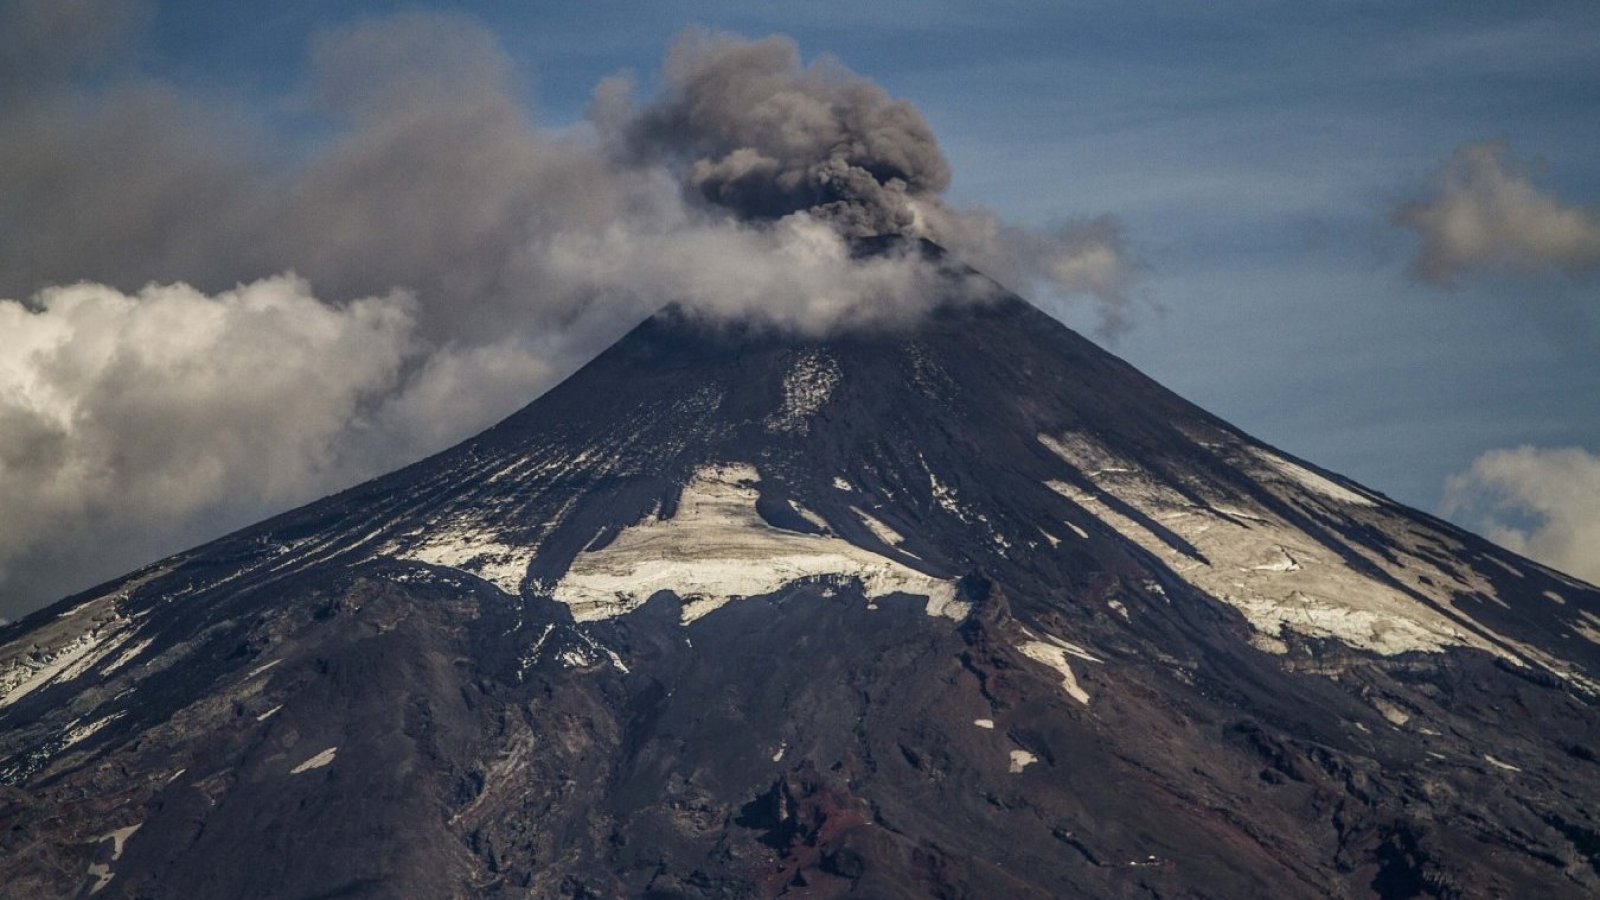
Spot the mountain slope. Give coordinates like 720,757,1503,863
2,252,1598,898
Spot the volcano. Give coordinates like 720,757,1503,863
2,243,1598,898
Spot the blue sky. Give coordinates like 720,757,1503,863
1,1,1597,615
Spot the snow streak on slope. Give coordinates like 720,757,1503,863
1037,431,1592,689
1249,447,1377,507
392,522,534,595
553,464,964,623
1017,627,1101,705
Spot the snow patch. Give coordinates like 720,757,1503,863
772,742,787,762
853,507,905,547
832,476,854,492
1037,432,1532,663
1008,749,1038,773
1250,447,1377,506
1371,697,1411,727
105,824,140,859
392,520,534,595
99,636,155,677
1484,754,1521,772
517,623,557,679
87,823,141,895
974,718,995,729
290,747,338,774
1482,556,1524,579
789,500,830,532
1,622,124,709
923,460,971,523
1017,629,1097,705
62,712,125,750
256,705,283,722
766,351,841,434
1574,611,1600,646
554,464,962,623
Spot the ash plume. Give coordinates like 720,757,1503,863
605,31,950,237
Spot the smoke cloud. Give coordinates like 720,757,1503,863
596,31,1142,332
606,31,951,237
1442,446,1600,586
1396,141,1600,283
0,9,1142,617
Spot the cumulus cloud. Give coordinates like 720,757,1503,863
1396,141,1600,283
0,9,1143,617
1442,446,1600,586
0,278,411,609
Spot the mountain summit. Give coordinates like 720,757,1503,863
3,251,1598,898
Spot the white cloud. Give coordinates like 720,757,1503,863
1396,141,1600,283
0,276,570,617
1442,445,1600,585
914,203,1143,337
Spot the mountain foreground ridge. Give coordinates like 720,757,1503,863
2,241,1598,898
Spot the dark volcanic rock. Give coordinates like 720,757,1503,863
2,246,1598,898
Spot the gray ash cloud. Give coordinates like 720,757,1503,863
608,31,949,237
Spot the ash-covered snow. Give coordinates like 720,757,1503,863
766,351,841,434
290,747,338,774
852,506,906,548
391,521,534,595
0,595,134,710
99,636,155,677
61,712,125,750
1574,611,1600,645
1017,628,1098,705
789,500,830,532
1249,447,1377,507
87,823,142,895
553,464,963,623
1038,432,1538,665
1484,755,1522,773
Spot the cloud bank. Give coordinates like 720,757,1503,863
0,279,413,602
1442,445,1600,586
1396,141,1600,283
0,10,1140,617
